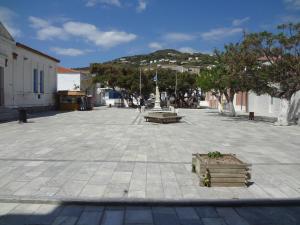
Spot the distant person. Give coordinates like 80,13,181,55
139,96,145,113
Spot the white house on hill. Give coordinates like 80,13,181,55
0,22,60,110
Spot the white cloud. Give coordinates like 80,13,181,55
29,17,137,48
178,47,198,54
63,21,137,48
232,17,250,26
50,47,90,56
29,16,67,40
29,16,50,28
85,0,121,7
201,27,243,41
0,6,21,37
148,42,163,50
163,32,195,42
137,0,147,12
284,0,300,9
37,26,67,40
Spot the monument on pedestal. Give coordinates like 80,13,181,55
144,70,182,123
153,85,162,111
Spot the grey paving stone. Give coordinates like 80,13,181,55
152,207,180,225
125,207,153,224
101,210,124,225
0,203,41,225
175,207,200,221
0,108,300,200
29,204,63,225
216,207,250,225
79,185,106,198
0,203,18,216
235,206,300,225
59,205,84,217
195,207,219,218
77,211,103,225
51,216,78,225
201,218,227,225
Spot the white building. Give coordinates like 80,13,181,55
206,90,300,123
0,22,59,110
57,67,89,92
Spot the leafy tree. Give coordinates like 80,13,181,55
218,42,259,116
197,65,228,113
198,43,258,116
91,63,154,103
244,23,300,125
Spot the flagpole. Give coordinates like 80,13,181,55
156,69,158,86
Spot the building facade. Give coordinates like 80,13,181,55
205,89,300,122
0,22,59,110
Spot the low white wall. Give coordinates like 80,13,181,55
248,91,300,121
248,92,280,117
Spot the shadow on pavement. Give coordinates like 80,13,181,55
1,200,300,225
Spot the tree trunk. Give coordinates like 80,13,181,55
217,96,224,113
224,90,236,117
275,98,291,126
227,100,236,117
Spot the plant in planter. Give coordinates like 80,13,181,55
207,151,223,158
192,152,251,187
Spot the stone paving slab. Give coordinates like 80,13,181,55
0,108,300,201
0,203,300,225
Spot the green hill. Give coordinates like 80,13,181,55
105,49,216,67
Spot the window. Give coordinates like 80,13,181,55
33,69,38,93
40,70,44,93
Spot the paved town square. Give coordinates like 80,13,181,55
0,108,300,201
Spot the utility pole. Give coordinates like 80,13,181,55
139,67,142,97
175,71,178,97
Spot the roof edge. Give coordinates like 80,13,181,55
16,42,60,63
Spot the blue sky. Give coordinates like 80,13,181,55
0,0,299,68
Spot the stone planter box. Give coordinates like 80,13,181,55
144,112,182,123
192,153,251,187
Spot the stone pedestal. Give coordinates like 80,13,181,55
152,85,162,111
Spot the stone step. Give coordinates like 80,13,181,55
0,108,18,122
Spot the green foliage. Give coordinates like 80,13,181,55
243,23,300,100
91,63,155,98
207,151,223,158
197,65,228,99
90,63,199,101
106,49,216,67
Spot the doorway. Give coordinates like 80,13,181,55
0,66,4,106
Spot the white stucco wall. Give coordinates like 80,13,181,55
289,91,300,122
248,92,281,117
0,35,58,108
57,73,81,91
247,91,300,119
233,94,247,112
0,35,15,107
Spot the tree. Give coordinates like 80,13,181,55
198,43,258,116
197,65,228,113
244,23,300,125
90,63,199,107
91,63,154,103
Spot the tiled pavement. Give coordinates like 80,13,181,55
0,202,300,225
0,107,300,201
